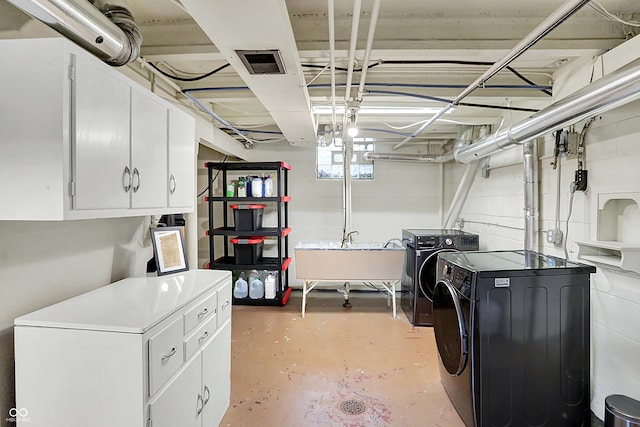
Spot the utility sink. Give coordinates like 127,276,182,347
294,241,405,281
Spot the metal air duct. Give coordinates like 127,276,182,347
456,56,640,163
7,0,141,66
363,152,454,163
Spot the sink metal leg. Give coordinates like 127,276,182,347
301,280,319,318
342,282,351,308
301,281,307,318
380,281,398,318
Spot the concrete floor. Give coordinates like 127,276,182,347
220,290,465,427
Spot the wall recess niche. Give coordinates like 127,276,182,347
577,192,640,274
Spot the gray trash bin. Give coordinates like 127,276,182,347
605,395,640,427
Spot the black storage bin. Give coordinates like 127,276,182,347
605,395,640,427
231,204,265,231
231,236,265,264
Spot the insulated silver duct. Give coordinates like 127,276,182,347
7,0,141,66
363,151,454,163
456,56,640,163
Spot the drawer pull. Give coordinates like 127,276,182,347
196,393,204,415
160,346,177,362
197,308,209,319
222,300,230,309
198,331,209,344
203,385,210,405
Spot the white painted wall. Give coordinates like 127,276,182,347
0,217,152,424
227,144,444,288
445,41,640,419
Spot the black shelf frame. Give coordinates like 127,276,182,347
205,161,291,306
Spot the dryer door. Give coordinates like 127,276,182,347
417,248,457,302
432,279,468,376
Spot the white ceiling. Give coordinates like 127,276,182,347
1,0,639,151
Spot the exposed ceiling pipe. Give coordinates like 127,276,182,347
328,0,337,139
442,126,479,229
355,0,381,103
523,140,539,252
456,55,640,163
393,0,592,150
341,0,362,130
363,151,454,163
7,0,141,66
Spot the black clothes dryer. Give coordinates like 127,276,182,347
400,229,478,326
433,250,596,427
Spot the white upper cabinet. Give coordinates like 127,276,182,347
168,107,196,208
130,88,169,209
0,38,194,220
73,51,131,210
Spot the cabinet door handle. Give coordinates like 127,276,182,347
197,308,208,319
169,174,176,195
203,385,210,405
160,346,176,362
222,300,230,309
122,166,132,192
198,331,209,344
196,393,204,415
132,168,141,193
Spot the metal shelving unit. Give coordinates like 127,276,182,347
205,161,292,306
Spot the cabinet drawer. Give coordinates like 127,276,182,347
217,282,232,327
148,316,183,396
184,290,217,334
217,282,231,326
183,314,217,362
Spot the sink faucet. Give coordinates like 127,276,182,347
342,230,359,247
383,237,404,248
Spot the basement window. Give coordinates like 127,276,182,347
317,138,374,180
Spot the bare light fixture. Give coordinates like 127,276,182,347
236,49,286,75
347,107,359,137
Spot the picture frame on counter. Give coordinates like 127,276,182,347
150,226,189,275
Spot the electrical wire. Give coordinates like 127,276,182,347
197,155,228,198
564,182,578,260
147,62,231,82
589,0,640,27
302,60,552,95
365,89,540,113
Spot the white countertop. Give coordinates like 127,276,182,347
14,269,231,334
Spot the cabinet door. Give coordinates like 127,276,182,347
73,52,131,210
149,352,203,427
168,108,196,209
201,322,231,427
131,88,168,209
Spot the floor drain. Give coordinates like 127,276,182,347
339,399,367,415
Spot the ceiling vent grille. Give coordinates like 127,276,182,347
236,49,286,75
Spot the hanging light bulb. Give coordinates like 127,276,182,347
347,107,358,137
347,122,359,137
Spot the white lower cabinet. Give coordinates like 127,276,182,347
150,353,203,427
150,322,231,427
202,322,232,427
14,270,231,427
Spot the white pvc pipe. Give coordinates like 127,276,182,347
328,0,337,134
343,0,362,104
356,0,381,102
